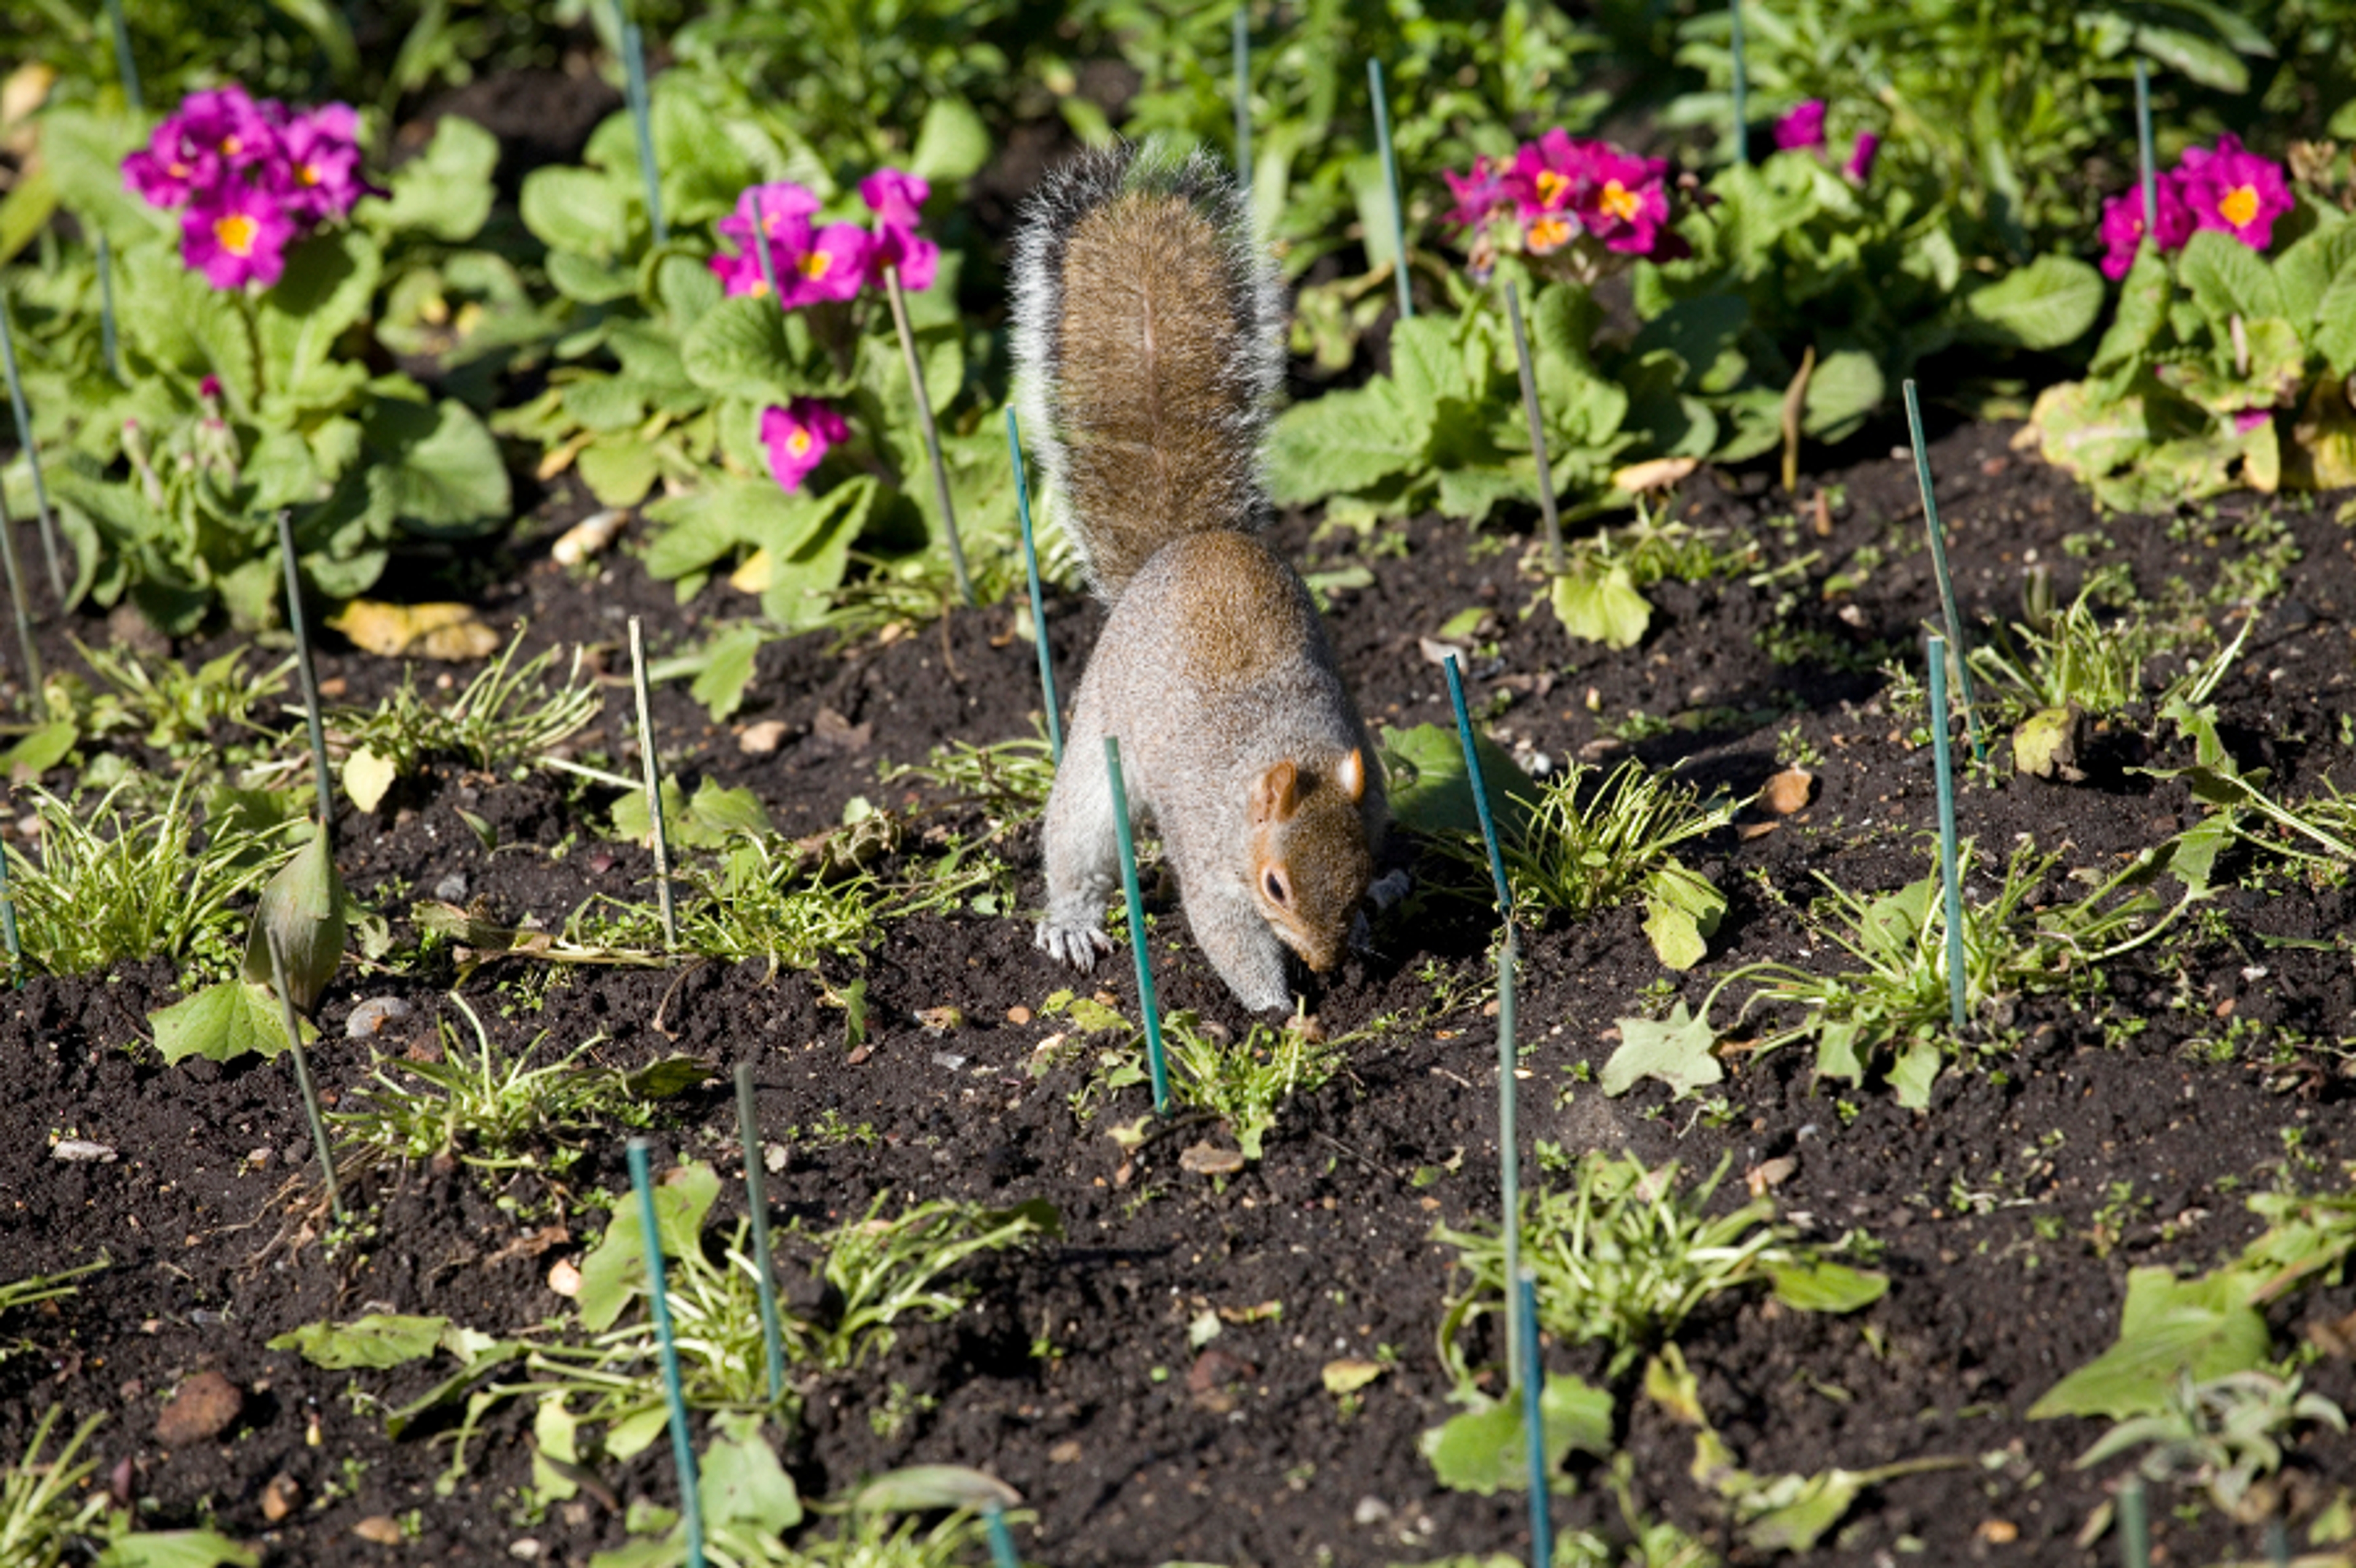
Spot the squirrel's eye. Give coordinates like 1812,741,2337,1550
1263,871,1288,904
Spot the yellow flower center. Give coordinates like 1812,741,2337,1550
1600,180,1642,225
167,159,189,179
1535,169,1569,207
2219,185,2259,228
220,134,242,156
297,162,320,187
214,212,258,256
787,429,813,457
1526,215,1573,254
747,277,770,298
799,252,831,280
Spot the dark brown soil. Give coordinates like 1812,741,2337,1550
3,410,2354,1568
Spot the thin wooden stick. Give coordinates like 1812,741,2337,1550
884,266,973,607
628,617,677,950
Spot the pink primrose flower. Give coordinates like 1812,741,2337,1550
180,182,297,290
718,182,823,250
860,168,936,291
124,118,220,209
859,169,929,228
2175,133,2293,253
1773,100,1827,153
1442,153,1511,230
783,222,873,306
174,86,281,175
710,183,829,301
275,103,369,221
1843,131,1881,185
2231,407,2273,436
760,398,849,491
2096,180,2195,280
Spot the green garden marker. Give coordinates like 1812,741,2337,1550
884,265,974,607
268,934,345,1226
733,1063,787,1407
102,0,141,112
749,188,785,309
1232,6,1252,207
1903,380,1985,763
628,617,678,950
984,1502,1020,1568
1368,58,1412,321
1926,636,1967,1034
2118,1476,2149,1568
2134,60,2158,240
615,7,666,245
1503,280,1564,575
626,1139,706,1568
1728,0,1750,165
1006,407,1061,763
0,288,66,602
1444,652,1522,1392
277,510,335,843
0,805,20,981
1517,1268,1551,1556
0,482,43,701
1104,736,1168,1115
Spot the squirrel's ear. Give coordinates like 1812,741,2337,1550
1336,748,1367,804
1253,760,1301,824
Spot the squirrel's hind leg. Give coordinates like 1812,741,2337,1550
1035,752,1120,970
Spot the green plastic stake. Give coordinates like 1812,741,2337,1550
1232,6,1252,204
277,510,335,844
268,933,345,1226
1517,1268,1551,1557
1926,636,1967,1035
1006,407,1061,763
733,1063,787,1407
1103,736,1168,1116
102,0,141,113
884,265,974,607
1728,0,1750,165
1502,280,1563,575
628,617,678,950
96,232,120,382
2118,1476,2149,1568
615,9,666,245
0,288,66,603
626,1139,706,1568
2266,1519,2290,1568
0,804,20,982
1444,653,1521,1391
0,480,43,701
985,1502,1020,1568
1367,58,1412,321
1903,380,1985,763
2134,60,2158,239
749,187,785,309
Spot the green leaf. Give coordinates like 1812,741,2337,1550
96,1527,260,1568
1550,561,1653,649
361,115,497,243
241,829,347,1012
269,1314,449,1369
1419,1375,1614,1495
2274,227,2356,332
361,396,513,537
2028,1265,2271,1421
1961,255,2104,350
1601,1002,1721,1099
150,980,303,1066
577,436,662,509
1888,1033,1943,1110
683,623,768,723
1799,348,1884,440
700,1412,806,1532
521,166,633,261
1377,721,1539,844
1267,380,1422,502
1,720,77,776
576,1161,723,1332
1765,1259,1888,1313
343,747,399,813
2179,229,2284,326
681,296,800,402
2135,24,2249,93
907,96,991,183
853,1464,1019,1515
2318,269,2356,378
1639,863,1723,971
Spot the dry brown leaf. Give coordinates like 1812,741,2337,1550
327,601,501,661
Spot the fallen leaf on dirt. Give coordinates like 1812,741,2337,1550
1738,821,1780,840
261,1474,301,1523
345,996,414,1039
809,707,872,754
1187,1347,1255,1410
487,1224,569,1267
1322,1359,1385,1395
327,601,501,660
550,508,626,566
155,1370,243,1446
1746,1157,1798,1196
1761,769,1815,815
917,1007,963,1034
1614,455,1698,494
1179,1142,1246,1176
353,1515,404,1545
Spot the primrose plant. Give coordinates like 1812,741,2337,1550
2030,133,2356,509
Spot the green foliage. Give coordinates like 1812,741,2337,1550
1436,1153,1885,1380
1161,1013,1347,1161
2030,215,2356,509
332,633,603,802
0,1406,255,1568
55,642,294,763
880,734,1057,826
1420,1372,1614,1495
1547,512,1748,650
2079,1370,2347,1523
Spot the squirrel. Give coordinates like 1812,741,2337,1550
1011,143,1390,1013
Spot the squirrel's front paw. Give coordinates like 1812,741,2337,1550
1035,919,1115,970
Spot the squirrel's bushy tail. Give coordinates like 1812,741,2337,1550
1011,143,1283,603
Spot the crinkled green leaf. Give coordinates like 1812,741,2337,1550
2028,1265,2271,1421
269,1314,450,1369
1602,1002,1722,1099
1960,254,2104,350
150,980,307,1065
1550,560,1653,649
576,1161,723,1332
1419,1374,1613,1495
1377,721,1539,844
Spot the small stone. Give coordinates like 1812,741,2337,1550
1977,1519,2019,1544
1761,769,1815,815
550,508,627,567
345,996,414,1039
261,1474,301,1523
1006,1005,1033,1026
1179,1142,1246,1177
1353,1497,1393,1526
508,1540,543,1559
50,1139,117,1164
353,1516,404,1545
155,1370,243,1447
739,720,791,755
1744,1156,1798,1196
1047,1439,1084,1464
434,873,469,903
547,1259,582,1297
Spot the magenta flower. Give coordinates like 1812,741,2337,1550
274,103,368,222
760,398,849,491
1773,101,1827,153
1442,153,1511,230
2231,407,2273,436
181,182,297,289
718,181,822,252
2175,133,2293,252
174,85,280,174
783,223,873,306
860,168,937,291
2096,181,2195,280
123,120,218,209
1843,132,1881,185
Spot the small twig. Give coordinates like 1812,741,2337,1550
883,266,973,606
626,617,677,951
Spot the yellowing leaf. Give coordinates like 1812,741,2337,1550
328,600,502,660
729,547,775,593
343,746,398,813
1322,1359,1386,1395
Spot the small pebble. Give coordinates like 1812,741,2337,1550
50,1139,117,1164
739,720,791,755
155,1370,243,1447
346,996,414,1039
433,873,469,902
352,1516,404,1545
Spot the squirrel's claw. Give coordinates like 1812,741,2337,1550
1035,920,1115,970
